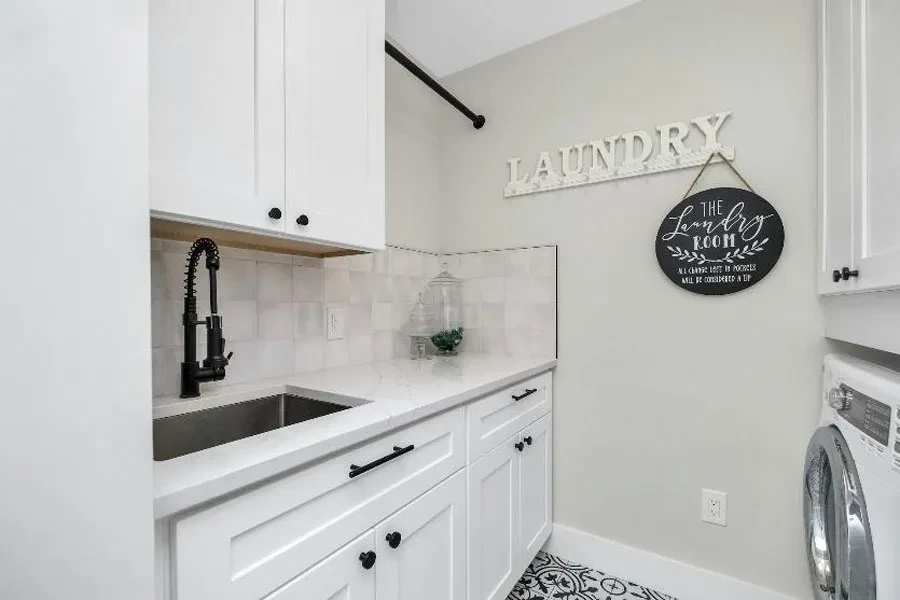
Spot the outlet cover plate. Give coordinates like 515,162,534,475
701,489,727,526
326,306,346,340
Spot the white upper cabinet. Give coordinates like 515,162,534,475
285,0,385,249
150,0,385,252
819,0,900,293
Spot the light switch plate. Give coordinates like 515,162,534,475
326,306,346,340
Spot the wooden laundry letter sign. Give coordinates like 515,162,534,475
505,112,734,198
655,187,785,295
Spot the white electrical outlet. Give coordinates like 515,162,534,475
701,489,728,526
326,307,346,340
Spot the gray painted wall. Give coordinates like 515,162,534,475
437,0,823,596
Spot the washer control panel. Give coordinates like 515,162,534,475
836,384,892,447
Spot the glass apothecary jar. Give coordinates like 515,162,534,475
402,293,438,360
428,263,464,356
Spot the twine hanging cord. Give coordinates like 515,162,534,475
681,150,755,200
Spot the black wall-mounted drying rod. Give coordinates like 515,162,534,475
385,41,486,130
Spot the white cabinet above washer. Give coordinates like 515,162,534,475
150,0,385,255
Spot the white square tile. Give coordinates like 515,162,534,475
349,271,374,304
219,258,257,302
218,246,256,260
223,340,259,383
348,335,374,365
253,250,293,265
532,276,556,304
390,248,410,276
373,331,394,360
409,277,428,303
323,255,350,270
408,252,425,277
426,254,441,278
349,304,373,334
324,269,351,303
256,339,294,379
457,253,483,279
152,347,179,398
349,253,374,272
504,329,533,357
530,246,556,277
294,339,325,373
481,303,505,329
392,303,409,330
373,249,391,274
480,277,505,303
293,255,323,267
507,249,530,275
505,276,532,303
482,330,507,356
151,250,165,300
482,252,508,277
293,266,324,301
463,303,481,329
531,303,557,335
392,331,410,358
258,262,293,303
392,276,411,304
462,280,480,304
505,303,531,330
371,274,392,302
459,329,482,354
258,302,294,340
529,326,556,358
373,302,394,332
325,339,350,368
293,302,324,338
221,300,257,341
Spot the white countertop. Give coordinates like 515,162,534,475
153,355,556,518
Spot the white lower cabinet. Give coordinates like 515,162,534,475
266,531,376,600
375,471,467,600
159,372,553,600
468,412,553,600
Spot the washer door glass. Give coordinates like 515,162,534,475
803,426,876,600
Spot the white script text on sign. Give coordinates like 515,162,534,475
505,112,734,198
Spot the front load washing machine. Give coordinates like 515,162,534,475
804,354,900,599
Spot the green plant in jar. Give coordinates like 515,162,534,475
428,263,464,356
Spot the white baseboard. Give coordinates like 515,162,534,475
543,524,800,600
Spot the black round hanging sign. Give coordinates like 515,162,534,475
655,187,784,295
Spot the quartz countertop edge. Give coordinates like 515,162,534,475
153,355,557,519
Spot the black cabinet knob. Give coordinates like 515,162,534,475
841,267,859,281
523,436,533,446
832,269,842,283
515,441,525,452
359,551,377,570
268,207,282,220
296,214,309,226
385,531,402,549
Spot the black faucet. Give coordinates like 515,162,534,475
180,238,232,398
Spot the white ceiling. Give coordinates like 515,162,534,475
386,0,643,78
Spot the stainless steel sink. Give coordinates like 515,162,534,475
153,393,354,461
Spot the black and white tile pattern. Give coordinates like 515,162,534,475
509,552,678,600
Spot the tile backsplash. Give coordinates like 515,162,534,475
150,240,557,398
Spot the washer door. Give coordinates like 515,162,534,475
803,426,876,600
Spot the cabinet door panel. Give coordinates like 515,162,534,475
375,471,466,600
285,0,385,249
150,0,285,232
818,0,854,293
519,414,552,566
265,531,375,600
468,440,520,600
854,0,900,290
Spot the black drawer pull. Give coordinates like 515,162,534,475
359,551,377,570
349,444,415,479
512,388,538,402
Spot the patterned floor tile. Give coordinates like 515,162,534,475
508,552,678,600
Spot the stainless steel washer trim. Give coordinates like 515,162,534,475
803,425,876,600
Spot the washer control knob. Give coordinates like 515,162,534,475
828,387,849,411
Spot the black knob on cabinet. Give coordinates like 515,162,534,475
832,269,842,283
268,207,282,220
841,267,859,281
296,214,309,226
515,441,525,452
385,532,402,549
359,551,377,570
523,436,533,446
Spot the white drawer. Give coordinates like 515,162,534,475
171,407,465,600
467,372,552,463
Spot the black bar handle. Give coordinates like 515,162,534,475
385,41,486,130
349,444,415,479
512,388,538,402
